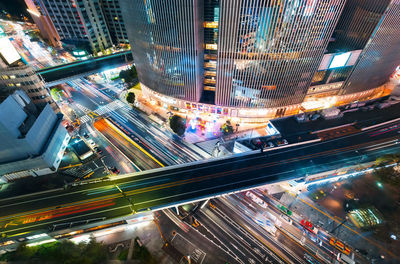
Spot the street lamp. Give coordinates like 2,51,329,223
115,184,136,214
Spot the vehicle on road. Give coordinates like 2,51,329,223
83,133,89,139
109,167,120,174
337,253,355,264
245,191,267,208
300,219,314,233
330,237,351,255
70,137,94,160
94,146,103,154
87,139,97,147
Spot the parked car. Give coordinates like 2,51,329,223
94,147,103,154
109,167,120,174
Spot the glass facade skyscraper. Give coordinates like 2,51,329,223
121,0,400,119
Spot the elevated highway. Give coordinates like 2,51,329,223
0,118,399,239
37,51,133,87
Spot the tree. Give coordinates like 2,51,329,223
126,92,135,104
373,166,400,187
169,115,186,136
220,120,234,136
119,66,138,83
1,237,108,264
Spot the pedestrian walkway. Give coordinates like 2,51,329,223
79,100,126,124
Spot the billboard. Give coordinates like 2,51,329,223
0,37,21,65
329,52,351,69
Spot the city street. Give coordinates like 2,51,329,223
0,19,75,69
57,78,206,172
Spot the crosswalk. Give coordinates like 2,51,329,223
75,103,91,113
78,100,125,124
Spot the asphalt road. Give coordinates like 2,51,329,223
65,78,203,167
0,118,399,239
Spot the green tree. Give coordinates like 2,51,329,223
375,153,400,166
119,66,138,83
126,92,135,104
220,120,234,136
169,115,186,136
2,237,108,264
373,166,400,187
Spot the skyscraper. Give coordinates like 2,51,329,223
100,0,129,45
28,0,113,54
24,0,61,47
26,0,129,53
121,0,400,119
0,33,58,111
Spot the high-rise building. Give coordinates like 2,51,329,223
0,90,70,182
32,0,113,54
24,0,61,47
121,0,400,120
26,0,128,53
100,0,129,45
0,33,58,111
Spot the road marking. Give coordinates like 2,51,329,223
288,192,396,258
1,135,399,239
103,118,164,167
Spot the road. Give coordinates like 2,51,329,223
60,78,204,169
93,118,161,170
0,117,399,247
195,199,296,264
0,19,75,69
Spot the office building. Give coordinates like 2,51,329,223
26,0,129,53
0,33,58,111
0,90,70,182
121,0,400,120
24,0,61,47
100,0,129,45
33,0,113,54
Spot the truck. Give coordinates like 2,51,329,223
71,137,94,160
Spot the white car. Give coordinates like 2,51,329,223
87,139,97,147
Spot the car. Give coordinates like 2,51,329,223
300,219,314,233
83,133,89,139
94,147,103,154
266,142,274,148
109,167,120,174
87,139,96,147
330,238,351,255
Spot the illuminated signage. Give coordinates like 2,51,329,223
261,85,276,90
329,52,351,69
203,21,218,28
0,37,21,65
205,44,217,50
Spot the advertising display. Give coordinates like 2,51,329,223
329,52,351,69
0,37,21,65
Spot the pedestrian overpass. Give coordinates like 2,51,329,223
37,51,133,87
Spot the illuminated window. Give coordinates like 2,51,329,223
203,21,218,28
329,52,351,69
261,85,276,90
205,44,217,50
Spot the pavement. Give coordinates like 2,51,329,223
95,219,175,264
157,210,233,264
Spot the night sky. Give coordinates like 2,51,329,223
0,0,29,19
